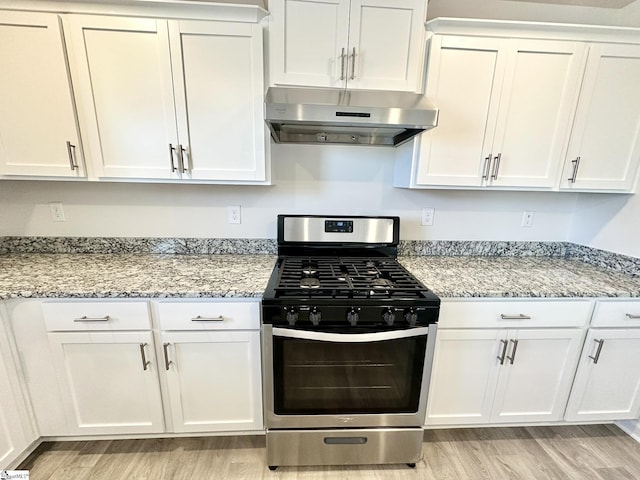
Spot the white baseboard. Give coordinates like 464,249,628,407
616,419,640,444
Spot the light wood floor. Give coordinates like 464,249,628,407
19,425,640,479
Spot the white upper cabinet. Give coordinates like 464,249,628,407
170,21,266,182
66,15,267,182
0,11,85,178
65,16,178,180
560,43,640,192
395,34,586,189
269,0,426,91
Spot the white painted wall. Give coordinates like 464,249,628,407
0,143,579,240
427,0,640,27
569,193,640,257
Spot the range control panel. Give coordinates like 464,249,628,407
325,220,353,233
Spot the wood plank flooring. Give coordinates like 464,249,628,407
18,425,640,479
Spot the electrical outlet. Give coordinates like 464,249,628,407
49,202,66,222
228,205,241,224
421,208,435,226
522,211,534,228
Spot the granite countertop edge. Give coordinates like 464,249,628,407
0,254,639,300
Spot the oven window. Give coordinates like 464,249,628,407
272,335,427,415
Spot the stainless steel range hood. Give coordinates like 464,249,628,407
265,87,438,147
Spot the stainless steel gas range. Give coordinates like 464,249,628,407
261,215,440,470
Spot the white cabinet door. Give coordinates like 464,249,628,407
561,43,640,191
565,329,640,422
170,20,267,182
491,328,583,423
412,36,585,189
48,331,165,435
65,15,179,179
414,36,505,186
426,329,503,425
269,0,425,91
489,40,586,189
0,335,30,469
346,0,425,91
269,0,349,88
0,12,84,177
161,330,263,433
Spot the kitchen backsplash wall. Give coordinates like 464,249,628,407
0,143,580,241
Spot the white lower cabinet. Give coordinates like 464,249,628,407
565,328,640,422
426,300,590,426
0,307,35,469
161,330,263,433
47,331,165,435
427,327,584,425
36,299,263,437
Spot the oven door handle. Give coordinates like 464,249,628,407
272,326,430,343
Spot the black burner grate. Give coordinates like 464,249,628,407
273,256,429,300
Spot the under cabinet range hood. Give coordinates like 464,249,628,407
264,87,438,147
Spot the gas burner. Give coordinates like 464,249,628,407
371,277,394,289
300,277,320,289
302,261,318,275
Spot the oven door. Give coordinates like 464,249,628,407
263,324,437,429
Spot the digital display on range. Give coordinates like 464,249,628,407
325,220,353,233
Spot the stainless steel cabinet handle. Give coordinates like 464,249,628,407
139,343,151,371
506,339,519,365
491,153,501,180
568,156,581,183
74,315,110,322
169,144,177,172
500,314,532,320
349,47,356,80
178,144,188,173
626,313,640,319
163,342,173,371
497,339,508,365
340,47,346,80
482,155,492,180
191,315,224,322
66,141,78,171
588,338,604,364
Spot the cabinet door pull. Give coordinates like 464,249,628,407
491,153,501,180
66,141,78,171
163,342,173,371
588,338,604,364
567,156,581,183
349,47,356,80
625,313,640,319
500,314,531,320
178,144,188,173
191,315,224,322
74,315,110,322
497,339,508,365
482,155,492,180
506,339,519,365
139,343,151,371
169,144,177,172
340,47,346,80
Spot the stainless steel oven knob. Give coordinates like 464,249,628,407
284,307,299,325
382,307,396,326
347,307,360,326
309,307,321,326
404,307,418,326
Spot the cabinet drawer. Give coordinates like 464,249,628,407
156,301,260,331
591,300,640,327
42,301,150,331
438,300,593,329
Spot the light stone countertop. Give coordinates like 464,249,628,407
0,253,277,300
1,252,639,300
399,256,640,298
